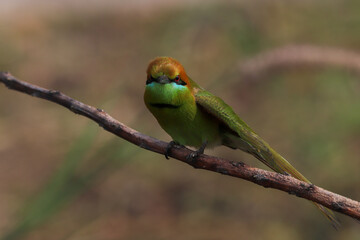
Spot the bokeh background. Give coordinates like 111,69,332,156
0,0,360,239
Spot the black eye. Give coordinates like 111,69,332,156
173,75,186,85
146,75,156,85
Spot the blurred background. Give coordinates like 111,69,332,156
0,0,360,239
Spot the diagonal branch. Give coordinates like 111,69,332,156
0,72,359,221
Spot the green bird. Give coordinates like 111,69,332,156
144,56,339,227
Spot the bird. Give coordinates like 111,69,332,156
143,56,339,228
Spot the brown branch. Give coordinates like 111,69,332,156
0,72,359,221
239,45,360,79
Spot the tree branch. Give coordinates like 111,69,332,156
239,45,360,80
0,72,359,221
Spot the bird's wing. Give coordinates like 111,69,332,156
194,88,253,135
195,88,268,157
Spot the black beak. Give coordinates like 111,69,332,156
156,75,170,84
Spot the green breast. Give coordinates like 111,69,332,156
144,82,221,147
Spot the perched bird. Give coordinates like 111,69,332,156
144,56,339,227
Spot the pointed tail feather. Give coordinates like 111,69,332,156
264,147,340,229
224,132,340,228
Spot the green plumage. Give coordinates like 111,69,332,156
144,57,339,228
144,81,221,147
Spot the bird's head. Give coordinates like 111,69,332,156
146,57,191,87
144,57,198,109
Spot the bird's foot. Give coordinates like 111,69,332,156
165,141,180,160
186,140,207,164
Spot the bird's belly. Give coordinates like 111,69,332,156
152,106,221,148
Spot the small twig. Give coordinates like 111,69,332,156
240,45,360,79
0,72,359,221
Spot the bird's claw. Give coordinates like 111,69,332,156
186,140,208,164
165,141,177,160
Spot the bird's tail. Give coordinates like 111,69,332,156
223,131,340,229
